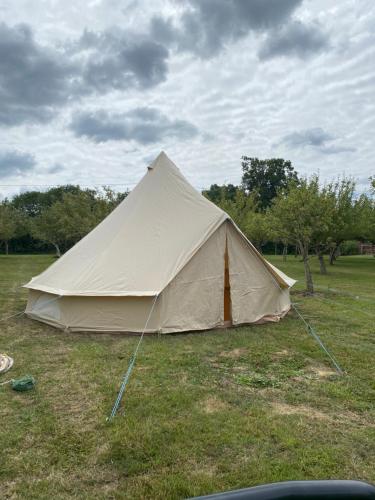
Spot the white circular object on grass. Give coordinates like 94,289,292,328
0,354,14,374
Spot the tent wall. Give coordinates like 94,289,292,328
158,222,226,333
26,290,161,332
226,222,290,325
157,220,291,333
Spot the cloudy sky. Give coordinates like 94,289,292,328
0,0,374,198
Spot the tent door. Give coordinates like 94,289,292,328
224,236,232,325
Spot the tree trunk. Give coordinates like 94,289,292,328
318,252,327,275
5,240,9,255
300,244,314,294
53,243,61,257
329,245,337,265
283,244,287,262
274,243,277,255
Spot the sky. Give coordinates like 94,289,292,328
0,0,374,199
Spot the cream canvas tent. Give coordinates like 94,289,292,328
24,152,295,333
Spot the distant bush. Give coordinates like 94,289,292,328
340,240,360,255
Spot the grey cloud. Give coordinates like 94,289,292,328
281,128,356,154
151,0,303,58
47,163,65,174
0,4,329,130
258,21,329,60
123,41,168,88
0,23,75,126
319,145,356,155
0,22,170,127
282,128,333,147
69,107,199,144
80,35,169,92
0,150,36,178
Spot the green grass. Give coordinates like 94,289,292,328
0,254,374,499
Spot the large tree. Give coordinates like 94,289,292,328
241,157,298,209
270,176,333,294
0,202,26,254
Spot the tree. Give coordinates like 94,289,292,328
11,185,85,217
31,203,66,257
242,210,273,251
0,202,26,254
241,157,298,209
212,188,272,251
325,179,356,265
355,193,375,244
203,184,238,205
270,176,333,294
31,188,128,256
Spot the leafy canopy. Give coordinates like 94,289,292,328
241,157,298,209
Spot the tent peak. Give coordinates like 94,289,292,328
147,151,177,171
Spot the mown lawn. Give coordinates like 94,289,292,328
0,254,374,499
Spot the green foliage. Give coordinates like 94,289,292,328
213,189,273,250
269,176,330,249
30,188,127,256
269,175,334,292
340,240,360,256
241,157,298,209
2,186,128,254
12,185,86,217
323,179,357,264
354,194,375,243
0,202,27,253
203,184,238,204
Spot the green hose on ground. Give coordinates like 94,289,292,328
0,375,36,391
11,375,36,391
1,354,36,391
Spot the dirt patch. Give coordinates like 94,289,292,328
178,371,189,384
310,366,337,378
271,402,375,428
219,348,247,359
271,349,291,361
201,396,229,414
272,402,330,420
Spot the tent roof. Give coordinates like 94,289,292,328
25,152,293,296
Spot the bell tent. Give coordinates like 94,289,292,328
24,152,295,333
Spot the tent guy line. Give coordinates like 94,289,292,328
291,302,344,375
107,294,159,422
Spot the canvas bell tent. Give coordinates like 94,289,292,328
24,152,295,333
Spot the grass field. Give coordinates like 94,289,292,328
0,254,374,499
